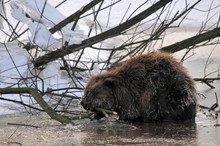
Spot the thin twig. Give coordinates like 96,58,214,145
8,123,40,128
0,96,44,111
94,107,117,116
194,77,220,89
209,93,219,111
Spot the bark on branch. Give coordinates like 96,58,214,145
194,77,220,89
49,0,104,33
33,0,172,67
160,27,220,53
194,77,220,82
0,87,71,124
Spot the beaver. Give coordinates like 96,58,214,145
81,51,197,122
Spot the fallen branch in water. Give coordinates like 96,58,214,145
198,104,210,110
199,93,218,111
0,87,117,122
0,87,71,124
209,93,218,112
199,93,219,117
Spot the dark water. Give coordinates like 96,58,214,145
85,123,196,145
69,113,220,146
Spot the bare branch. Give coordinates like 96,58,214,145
49,0,104,33
0,87,71,124
33,0,172,67
194,77,220,88
160,27,220,53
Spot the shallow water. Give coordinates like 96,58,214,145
81,121,197,146
79,116,220,146
0,110,219,146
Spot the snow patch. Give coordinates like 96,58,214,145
10,0,86,50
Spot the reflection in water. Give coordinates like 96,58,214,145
78,120,197,145
196,114,220,146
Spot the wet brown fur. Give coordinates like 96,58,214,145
81,51,197,122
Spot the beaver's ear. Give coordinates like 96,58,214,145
103,77,115,88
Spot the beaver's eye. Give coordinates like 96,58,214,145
93,89,99,95
84,90,91,98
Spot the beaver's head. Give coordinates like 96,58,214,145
81,76,116,119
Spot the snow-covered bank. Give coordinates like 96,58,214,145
0,0,219,116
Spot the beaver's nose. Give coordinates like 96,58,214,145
80,100,91,110
80,100,85,107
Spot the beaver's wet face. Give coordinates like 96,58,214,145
81,77,116,119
